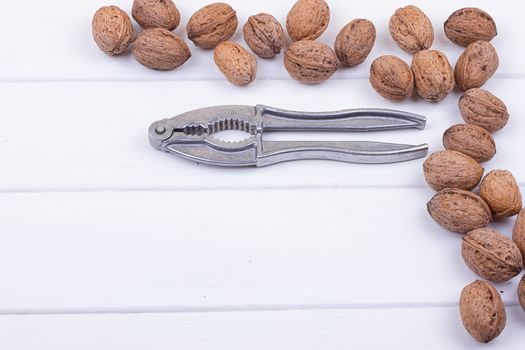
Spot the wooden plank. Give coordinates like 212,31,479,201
0,78,521,191
1,306,525,349
0,188,521,310
0,0,520,81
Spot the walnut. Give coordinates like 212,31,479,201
460,280,506,343
462,228,523,282
284,40,338,84
444,8,497,47
443,124,496,163
479,170,522,218
427,189,492,234
334,19,376,68
455,40,499,91
214,41,257,86
513,209,525,259
369,55,414,101
132,0,181,31
286,0,330,41
186,3,238,49
459,88,509,133
411,50,455,102
132,28,191,71
92,6,134,55
389,5,434,53
243,13,285,58
423,150,484,191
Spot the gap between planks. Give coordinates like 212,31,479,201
0,184,524,195
1,73,525,84
0,184,433,194
0,301,520,317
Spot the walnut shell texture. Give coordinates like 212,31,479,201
369,55,414,101
480,170,522,218
460,280,506,343
427,189,492,234
389,5,434,54
444,8,497,47
92,6,134,55
284,40,338,84
459,88,509,133
455,40,499,91
132,28,191,71
462,228,523,282
443,124,496,163
513,209,525,260
423,150,484,191
519,275,525,312
335,19,376,68
214,41,257,86
132,0,181,31
286,0,330,41
411,50,455,102
187,3,238,49
243,13,285,58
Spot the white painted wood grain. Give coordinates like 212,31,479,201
0,78,521,191
0,188,521,310
1,306,525,349
0,0,520,81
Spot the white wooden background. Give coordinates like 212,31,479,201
1,0,524,348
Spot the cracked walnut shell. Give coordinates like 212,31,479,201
187,3,238,49
460,280,506,343
243,13,285,58
462,228,523,282
284,40,338,84
286,0,330,41
92,6,134,55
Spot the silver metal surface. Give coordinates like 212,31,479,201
148,105,429,167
